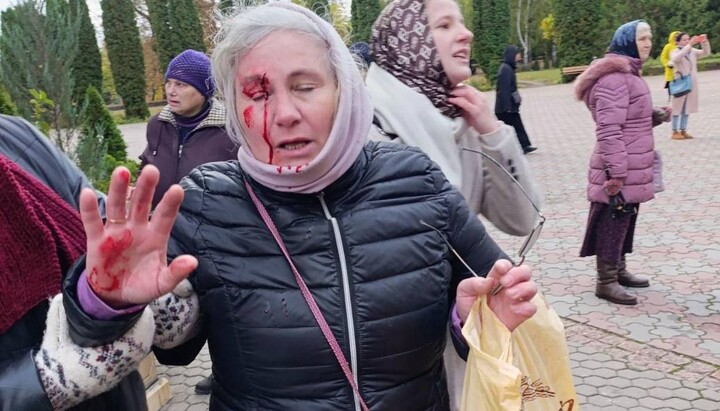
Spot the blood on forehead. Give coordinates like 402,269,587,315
240,73,270,98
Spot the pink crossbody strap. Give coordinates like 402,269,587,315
244,180,370,411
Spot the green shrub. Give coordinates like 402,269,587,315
0,85,18,115
82,85,127,161
466,75,494,92
94,155,140,193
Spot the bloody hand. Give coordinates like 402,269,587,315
79,166,198,308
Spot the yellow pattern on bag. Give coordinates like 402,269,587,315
460,293,578,411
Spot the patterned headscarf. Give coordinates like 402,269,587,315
609,20,643,59
370,0,463,118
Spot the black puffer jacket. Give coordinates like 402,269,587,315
0,116,146,411
154,142,505,410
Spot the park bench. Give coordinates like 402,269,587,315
561,65,590,82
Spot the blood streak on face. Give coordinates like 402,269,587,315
242,74,274,164
243,106,253,128
263,97,272,164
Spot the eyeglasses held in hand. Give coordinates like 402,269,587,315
420,147,545,296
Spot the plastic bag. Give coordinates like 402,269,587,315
460,293,579,411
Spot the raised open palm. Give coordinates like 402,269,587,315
78,166,198,308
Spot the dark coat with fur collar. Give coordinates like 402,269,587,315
574,54,655,204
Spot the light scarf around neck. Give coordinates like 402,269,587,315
236,2,372,194
367,63,463,187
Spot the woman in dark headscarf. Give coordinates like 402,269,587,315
574,20,670,306
495,44,536,154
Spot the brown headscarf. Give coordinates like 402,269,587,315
370,0,462,118
0,155,86,333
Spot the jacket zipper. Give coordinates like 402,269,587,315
318,192,361,411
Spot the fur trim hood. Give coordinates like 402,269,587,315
574,55,639,100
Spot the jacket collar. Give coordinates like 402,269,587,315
159,98,226,131
574,54,640,101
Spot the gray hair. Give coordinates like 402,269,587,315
636,21,651,36
212,3,350,146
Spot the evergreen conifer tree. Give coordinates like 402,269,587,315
146,0,174,72
101,0,150,119
147,0,207,72
70,0,102,102
474,0,510,83
351,0,382,43
81,85,127,161
553,0,601,75
169,0,206,52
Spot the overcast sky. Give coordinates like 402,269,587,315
0,0,103,21
0,0,104,40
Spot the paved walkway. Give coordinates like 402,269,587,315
118,71,720,411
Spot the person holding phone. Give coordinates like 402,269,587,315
669,32,711,140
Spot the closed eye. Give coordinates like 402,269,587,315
251,93,268,102
295,84,317,93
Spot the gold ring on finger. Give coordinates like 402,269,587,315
107,218,127,224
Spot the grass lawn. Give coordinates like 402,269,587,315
516,69,562,86
111,105,164,125
467,69,563,91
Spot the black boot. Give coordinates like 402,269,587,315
596,258,637,305
195,374,214,395
617,256,650,288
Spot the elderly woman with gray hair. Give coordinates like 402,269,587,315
575,20,670,306
60,3,538,410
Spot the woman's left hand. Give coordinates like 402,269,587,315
448,84,500,135
456,259,537,332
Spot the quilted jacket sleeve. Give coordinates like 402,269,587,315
592,75,629,179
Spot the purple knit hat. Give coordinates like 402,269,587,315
165,49,215,98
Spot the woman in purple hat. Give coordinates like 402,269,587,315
140,49,238,209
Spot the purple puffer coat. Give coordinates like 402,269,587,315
574,54,655,204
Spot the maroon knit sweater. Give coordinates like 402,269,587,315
0,155,86,333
